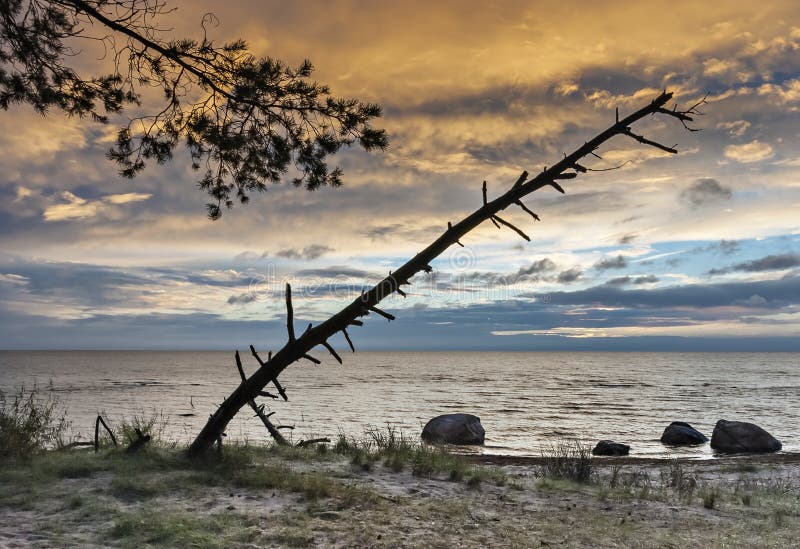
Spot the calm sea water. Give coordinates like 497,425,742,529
1,351,797,458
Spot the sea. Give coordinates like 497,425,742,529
1,351,797,459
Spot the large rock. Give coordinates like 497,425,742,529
710,420,782,454
660,421,708,446
592,440,630,456
421,413,485,445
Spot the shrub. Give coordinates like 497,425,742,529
117,409,169,446
0,383,69,458
538,439,594,484
661,461,697,497
701,486,719,509
334,425,473,481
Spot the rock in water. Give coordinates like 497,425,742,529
592,440,630,456
660,421,708,446
421,413,485,445
710,420,781,454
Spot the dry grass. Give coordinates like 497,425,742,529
0,429,798,548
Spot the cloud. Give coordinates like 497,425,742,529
42,192,101,221
724,140,774,163
360,223,442,242
0,273,29,286
692,240,741,256
557,268,582,283
585,87,661,109
294,266,377,279
680,178,732,208
535,275,800,309
605,275,659,285
593,255,627,270
716,120,750,137
515,258,557,279
275,245,335,260
227,292,258,305
739,294,768,307
712,239,741,255
555,81,579,96
234,250,263,261
5,1,800,349
42,191,153,222
0,258,258,321
757,78,800,103
14,186,33,202
703,58,741,78
708,253,800,275
104,193,153,205
234,245,334,261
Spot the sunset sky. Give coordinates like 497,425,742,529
1,0,799,350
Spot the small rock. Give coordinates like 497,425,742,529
710,419,781,454
592,440,630,456
660,421,708,446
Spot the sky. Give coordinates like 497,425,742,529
1,0,800,350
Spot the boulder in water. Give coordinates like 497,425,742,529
421,413,485,445
660,421,708,446
710,420,781,454
592,440,630,456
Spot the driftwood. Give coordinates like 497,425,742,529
94,414,117,453
59,441,94,450
188,91,705,457
296,438,332,448
125,428,151,454
59,414,118,452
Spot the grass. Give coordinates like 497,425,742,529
660,460,697,498
701,485,720,509
1,441,799,548
0,383,70,459
329,425,505,486
538,438,594,483
2,407,799,548
108,509,261,548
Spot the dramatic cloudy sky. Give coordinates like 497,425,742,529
2,0,800,350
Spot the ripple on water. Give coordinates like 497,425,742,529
0,350,797,459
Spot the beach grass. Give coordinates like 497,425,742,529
1,395,799,548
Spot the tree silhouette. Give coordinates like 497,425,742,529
0,0,387,218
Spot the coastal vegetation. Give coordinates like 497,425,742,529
2,389,799,547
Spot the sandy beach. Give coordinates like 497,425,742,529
1,443,798,548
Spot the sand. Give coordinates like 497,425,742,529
0,449,798,548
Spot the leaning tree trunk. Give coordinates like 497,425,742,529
188,91,703,457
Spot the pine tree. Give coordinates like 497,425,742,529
0,0,387,218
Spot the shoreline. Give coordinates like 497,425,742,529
471,450,800,467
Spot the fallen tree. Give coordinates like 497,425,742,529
188,90,705,457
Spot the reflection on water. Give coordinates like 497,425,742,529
1,351,797,458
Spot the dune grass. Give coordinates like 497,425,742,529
2,394,798,548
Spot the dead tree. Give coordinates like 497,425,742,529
188,91,704,457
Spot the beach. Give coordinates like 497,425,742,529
1,440,799,548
